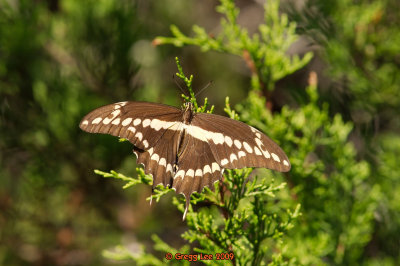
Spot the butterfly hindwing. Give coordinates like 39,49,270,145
135,125,183,189
171,133,223,219
173,134,222,196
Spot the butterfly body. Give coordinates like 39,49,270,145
80,101,290,219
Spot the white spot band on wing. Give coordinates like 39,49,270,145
224,136,233,147
111,118,120,125
143,140,149,148
135,132,143,141
230,153,238,163
142,119,150,127
243,142,253,153
203,165,212,174
234,139,242,149
254,147,262,155
166,164,173,174
255,138,263,148
186,125,235,145
159,158,167,167
103,110,121,124
175,170,185,179
271,153,280,162
114,101,127,109
92,117,102,124
211,163,220,172
186,169,195,177
195,169,202,176
122,118,132,126
262,149,270,158
221,158,229,166
140,119,181,132
151,153,160,162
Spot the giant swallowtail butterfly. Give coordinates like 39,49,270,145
80,101,290,219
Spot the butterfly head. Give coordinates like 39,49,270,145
184,101,194,110
183,102,194,124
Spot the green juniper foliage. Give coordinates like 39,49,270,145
238,76,379,265
154,0,312,92
286,0,400,129
100,0,386,265
286,0,400,263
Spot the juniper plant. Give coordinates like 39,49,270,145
100,0,379,265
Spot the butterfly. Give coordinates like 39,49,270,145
80,101,290,219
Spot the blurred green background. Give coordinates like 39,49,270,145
0,0,399,265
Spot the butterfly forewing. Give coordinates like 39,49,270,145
190,112,290,172
80,101,183,151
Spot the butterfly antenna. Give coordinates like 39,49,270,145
172,74,187,96
195,80,213,97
